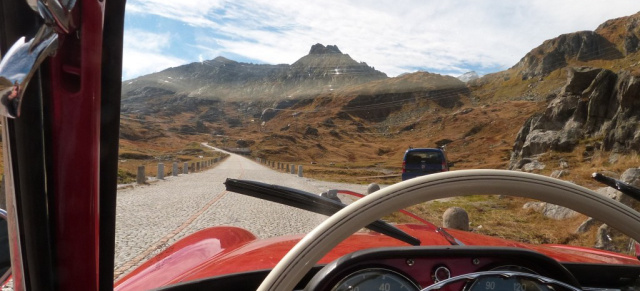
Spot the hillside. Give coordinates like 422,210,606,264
118,12,640,189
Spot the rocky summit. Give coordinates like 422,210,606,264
513,12,640,80
309,43,342,54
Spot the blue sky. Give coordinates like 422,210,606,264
122,1,640,80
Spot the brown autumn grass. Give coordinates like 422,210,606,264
383,196,597,248
246,100,639,254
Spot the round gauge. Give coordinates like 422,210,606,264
331,268,420,291
465,267,549,291
466,275,555,291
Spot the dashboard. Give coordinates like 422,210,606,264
158,246,640,291
304,246,640,291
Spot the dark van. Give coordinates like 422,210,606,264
401,148,452,181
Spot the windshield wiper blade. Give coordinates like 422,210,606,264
592,172,640,203
224,178,421,246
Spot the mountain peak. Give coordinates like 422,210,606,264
309,43,342,54
212,56,235,63
457,71,480,82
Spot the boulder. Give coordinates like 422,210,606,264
576,217,599,234
523,202,578,220
522,160,546,172
542,203,578,220
595,224,614,251
367,183,380,194
596,185,637,208
621,168,640,187
523,202,545,212
443,207,469,231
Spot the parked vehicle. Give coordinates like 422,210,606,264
1,1,640,291
402,148,452,181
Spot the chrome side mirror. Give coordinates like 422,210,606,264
0,0,76,118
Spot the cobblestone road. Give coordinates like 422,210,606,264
114,149,369,279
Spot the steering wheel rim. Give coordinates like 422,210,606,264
257,169,640,291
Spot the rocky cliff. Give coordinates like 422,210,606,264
509,67,640,170
514,32,622,80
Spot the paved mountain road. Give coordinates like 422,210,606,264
114,150,369,279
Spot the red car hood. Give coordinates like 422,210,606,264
115,224,640,290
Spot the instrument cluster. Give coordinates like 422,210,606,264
304,247,581,291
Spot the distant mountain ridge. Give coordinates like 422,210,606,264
122,44,387,102
120,43,467,140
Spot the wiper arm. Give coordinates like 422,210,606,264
224,178,421,246
592,172,640,203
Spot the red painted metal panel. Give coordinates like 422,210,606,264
48,1,105,290
115,227,257,291
115,223,640,290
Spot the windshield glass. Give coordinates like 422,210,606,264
107,0,640,284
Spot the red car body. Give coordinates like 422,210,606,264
114,224,640,290
1,1,640,291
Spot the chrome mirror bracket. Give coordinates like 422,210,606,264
0,0,76,118
0,26,58,118
36,0,77,34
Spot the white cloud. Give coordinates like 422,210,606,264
122,30,187,80
126,0,224,27
122,50,186,80
124,0,640,78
